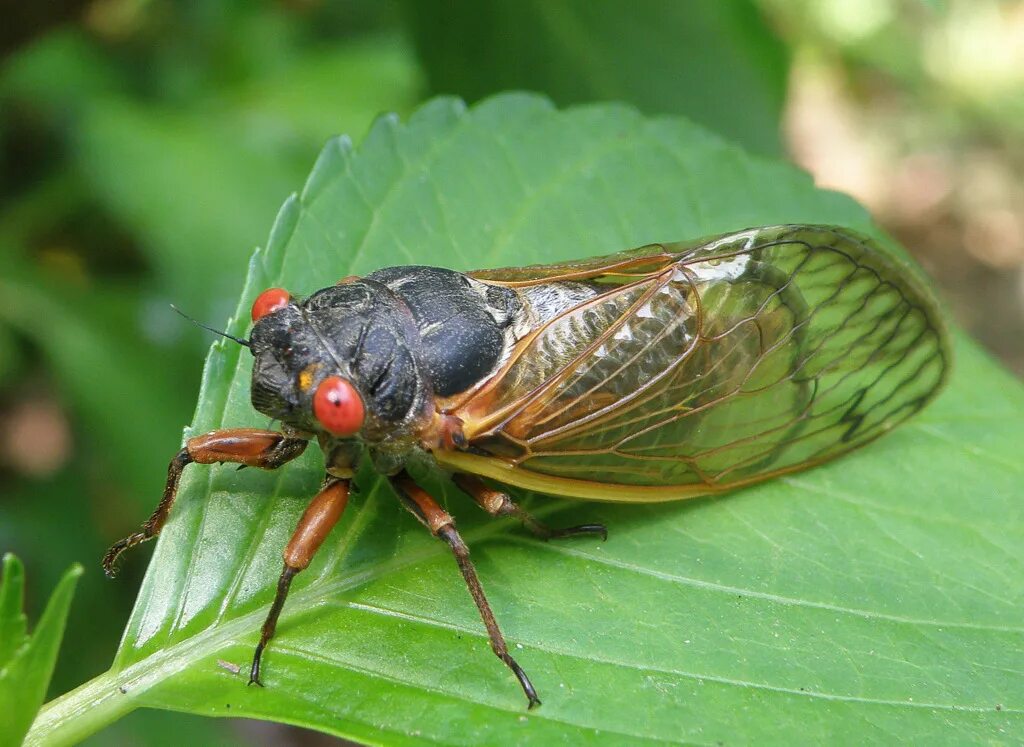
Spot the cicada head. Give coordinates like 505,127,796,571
247,281,433,445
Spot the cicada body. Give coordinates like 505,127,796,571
105,225,950,708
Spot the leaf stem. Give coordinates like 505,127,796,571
24,671,136,747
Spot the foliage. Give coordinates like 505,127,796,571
27,94,1024,745
0,8,786,735
405,0,788,155
0,555,81,746
1,1,1020,744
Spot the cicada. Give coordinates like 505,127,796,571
104,225,950,707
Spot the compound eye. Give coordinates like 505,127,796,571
313,376,365,437
251,288,291,322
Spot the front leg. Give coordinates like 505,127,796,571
250,476,350,686
102,428,308,576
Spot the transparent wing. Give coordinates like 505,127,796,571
438,225,951,502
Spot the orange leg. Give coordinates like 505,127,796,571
391,473,541,708
453,474,607,541
102,429,308,577
249,477,350,686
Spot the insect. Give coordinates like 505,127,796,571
103,224,950,708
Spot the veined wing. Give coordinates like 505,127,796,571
437,225,951,502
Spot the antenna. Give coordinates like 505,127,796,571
170,304,251,348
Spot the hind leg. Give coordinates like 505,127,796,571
453,474,607,541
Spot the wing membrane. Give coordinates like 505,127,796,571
439,225,950,502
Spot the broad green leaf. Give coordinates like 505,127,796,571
0,555,81,747
31,94,1023,744
405,0,789,155
79,708,249,747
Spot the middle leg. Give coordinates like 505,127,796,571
391,473,541,708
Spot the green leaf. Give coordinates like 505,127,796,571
31,94,1024,744
405,0,789,155
0,555,82,747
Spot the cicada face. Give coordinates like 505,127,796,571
248,281,433,445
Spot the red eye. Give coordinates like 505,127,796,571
313,376,365,437
251,288,291,322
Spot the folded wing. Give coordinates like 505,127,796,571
437,225,950,502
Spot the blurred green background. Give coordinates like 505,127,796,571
1,0,1021,744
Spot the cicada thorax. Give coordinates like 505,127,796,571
363,266,525,398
